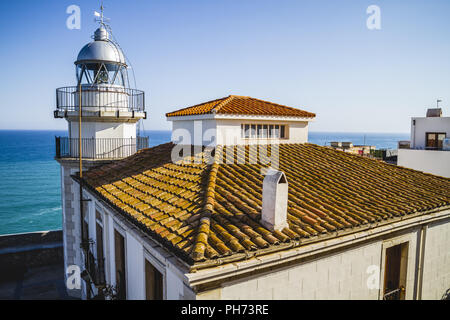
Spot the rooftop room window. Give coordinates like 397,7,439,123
241,124,287,139
426,133,446,150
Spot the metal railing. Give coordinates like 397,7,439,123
56,86,145,112
383,287,404,300
55,136,149,160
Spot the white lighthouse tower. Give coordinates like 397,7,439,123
54,10,147,299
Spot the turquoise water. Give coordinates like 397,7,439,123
0,130,408,235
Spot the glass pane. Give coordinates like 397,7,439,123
257,125,262,138
437,134,446,149
274,125,280,138
262,125,268,138
251,125,256,138
269,125,274,138
244,124,250,138
280,125,285,138
426,133,436,148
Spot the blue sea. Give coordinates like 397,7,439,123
0,130,408,235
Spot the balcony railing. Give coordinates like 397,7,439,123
56,86,145,113
55,136,149,160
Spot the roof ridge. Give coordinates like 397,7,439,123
211,95,235,114
191,146,222,261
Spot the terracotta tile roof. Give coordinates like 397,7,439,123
82,143,450,268
165,95,316,118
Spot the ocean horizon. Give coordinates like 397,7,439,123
0,130,409,235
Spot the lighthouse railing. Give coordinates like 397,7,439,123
56,86,145,113
55,136,149,160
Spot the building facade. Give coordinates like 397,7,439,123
398,107,450,178
69,98,450,300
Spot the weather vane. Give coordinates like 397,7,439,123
94,1,109,26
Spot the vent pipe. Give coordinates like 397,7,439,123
261,169,289,231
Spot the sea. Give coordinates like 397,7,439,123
0,130,408,235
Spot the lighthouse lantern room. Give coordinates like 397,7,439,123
54,17,147,160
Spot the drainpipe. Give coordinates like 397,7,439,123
77,81,92,300
415,224,428,300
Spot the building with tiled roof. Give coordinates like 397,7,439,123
60,94,450,301
166,95,316,146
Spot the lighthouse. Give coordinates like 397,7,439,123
54,11,147,298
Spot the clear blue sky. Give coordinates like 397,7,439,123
1,0,449,132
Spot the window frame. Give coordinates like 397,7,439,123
240,123,288,140
425,132,446,150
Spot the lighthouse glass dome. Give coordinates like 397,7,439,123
75,26,129,87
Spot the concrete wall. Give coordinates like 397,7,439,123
197,242,383,300
397,149,450,178
195,227,432,300
410,117,450,149
421,218,450,299
170,119,309,146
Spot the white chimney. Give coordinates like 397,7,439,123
261,169,289,231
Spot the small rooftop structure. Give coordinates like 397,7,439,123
166,95,315,146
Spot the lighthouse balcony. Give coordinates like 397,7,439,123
55,136,149,160
54,85,146,120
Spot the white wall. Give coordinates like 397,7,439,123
398,149,450,178
126,232,145,300
69,121,136,139
411,117,450,149
421,219,450,300
170,118,310,146
198,242,383,300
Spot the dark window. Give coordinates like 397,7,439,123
145,259,163,300
383,243,408,300
96,222,104,263
280,125,286,138
114,230,126,300
426,133,446,149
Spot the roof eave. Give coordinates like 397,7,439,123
166,113,316,122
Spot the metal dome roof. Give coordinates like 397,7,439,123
75,26,126,66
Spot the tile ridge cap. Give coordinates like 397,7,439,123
212,95,235,114
191,146,222,261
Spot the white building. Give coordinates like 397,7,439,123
166,95,315,146
54,16,450,301
398,107,450,178
59,96,450,300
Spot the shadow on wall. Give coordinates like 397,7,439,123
442,289,450,300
